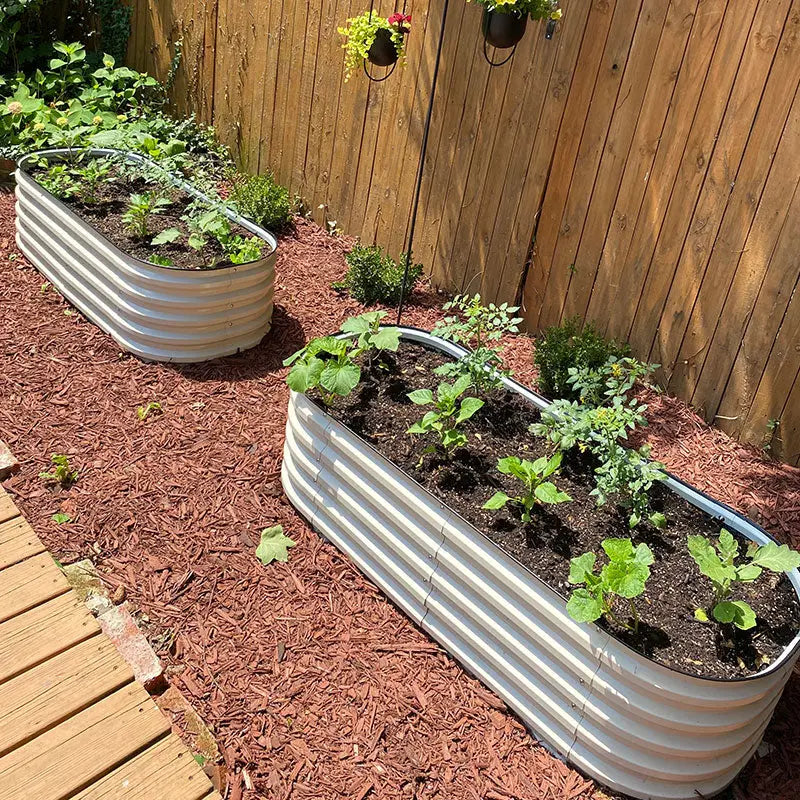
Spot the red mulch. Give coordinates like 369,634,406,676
1,193,800,800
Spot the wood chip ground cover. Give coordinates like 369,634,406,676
1,193,800,798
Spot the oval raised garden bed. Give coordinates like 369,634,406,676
281,327,800,800
15,148,278,363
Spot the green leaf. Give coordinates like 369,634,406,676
713,600,756,630
407,388,434,406
483,491,510,510
649,511,667,529
369,326,401,351
441,429,467,450
286,357,324,393
534,482,571,505
51,512,71,524
687,534,734,586
256,525,296,565
151,227,182,245
540,451,562,478
633,542,654,567
566,588,603,623
320,361,361,396
736,563,762,582
455,397,484,424
602,560,648,599
694,608,709,623
602,538,634,563
568,552,596,585
718,528,739,563
407,421,428,434
750,542,800,573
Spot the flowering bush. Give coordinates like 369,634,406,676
338,11,410,81
470,0,561,18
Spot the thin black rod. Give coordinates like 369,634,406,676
396,0,450,325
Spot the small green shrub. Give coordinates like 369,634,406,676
534,317,629,400
228,172,292,231
335,243,422,306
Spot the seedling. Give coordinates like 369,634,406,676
39,454,78,487
688,529,800,630
225,235,264,264
432,294,522,390
136,401,163,420
407,376,484,453
340,310,401,367
123,193,170,238
567,355,658,408
148,254,174,267
285,336,360,403
76,158,113,204
51,512,72,524
567,538,654,632
483,452,571,522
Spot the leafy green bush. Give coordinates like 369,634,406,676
228,172,292,231
534,317,629,400
334,243,422,306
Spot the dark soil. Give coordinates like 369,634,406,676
25,161,264,270
324,342,800,680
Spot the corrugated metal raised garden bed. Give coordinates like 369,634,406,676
15,148,277,363
281,324,800,800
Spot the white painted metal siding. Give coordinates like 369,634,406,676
281,327,800,800
14,150,277,363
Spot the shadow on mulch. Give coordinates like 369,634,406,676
1,200,799,800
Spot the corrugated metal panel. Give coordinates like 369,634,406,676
14,149,277,363
281,327,800,800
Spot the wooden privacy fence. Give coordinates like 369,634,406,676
128,0,800,465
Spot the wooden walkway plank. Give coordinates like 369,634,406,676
72,734,222,800
0,684,170,800
0,551,70,623
0,518,45,570
0,635,132,756
0,490,17,525
0,592,100,683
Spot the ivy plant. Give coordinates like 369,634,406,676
483,452,571,522
432,294,522,391
688,529,800,630
567,538,654,632
407,376,484,454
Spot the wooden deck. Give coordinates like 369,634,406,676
0,486,221,800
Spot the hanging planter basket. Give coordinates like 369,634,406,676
368,27,401,66
481,8,528,49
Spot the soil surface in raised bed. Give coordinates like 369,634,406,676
25,161,264,269
322,341,800,680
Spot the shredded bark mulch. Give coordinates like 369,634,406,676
2,192,800,799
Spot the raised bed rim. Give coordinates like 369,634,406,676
298,324,800,683
17,148,279,272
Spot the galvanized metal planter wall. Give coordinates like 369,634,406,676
281,327,800,800
15,149,278,363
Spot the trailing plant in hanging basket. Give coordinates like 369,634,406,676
339,11,411,81
470,0,561,49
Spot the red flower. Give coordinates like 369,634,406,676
388,12,411,29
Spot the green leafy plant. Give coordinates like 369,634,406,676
256,525,297,565
407,376,484,454
136,401,163,420
334,243,422,306
228,171,292,231
483,451,571,522
123,192,170,238
51,512,72,524
284,313,401,402
534,317,629,401
688,529,800,630
338,12,410,81
469,0,561,19
39,453,78,487
224,234,264,264
75,156,113,204
148,254,174,266
432,294,522,391
567,539,654,632
567,355,657,408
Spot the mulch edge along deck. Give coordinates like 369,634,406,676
1,196,799,799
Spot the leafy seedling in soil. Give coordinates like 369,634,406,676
407,375,484,455
256,525,296,565
285,336,360,403
122,192,171,238
340,310,401,367
688,529,800,630
148,254,174,267
39,454,78,487
432,293,522,391
483,451,572,522
567,538,654,632
137,401,163,421
51,512,72,524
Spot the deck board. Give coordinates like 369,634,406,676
0,486,218,800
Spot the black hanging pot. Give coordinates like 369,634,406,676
368,28,400,67
482,8,528,49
